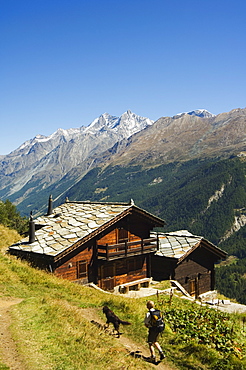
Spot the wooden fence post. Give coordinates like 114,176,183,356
106,243,109,261
141,239,144,253
125,241,127,256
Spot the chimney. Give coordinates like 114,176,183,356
130,198,134,205
47,194,53,216
29,212,35,244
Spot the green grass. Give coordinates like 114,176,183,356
0,224,246,369
0,364,9,370
11,297,144,370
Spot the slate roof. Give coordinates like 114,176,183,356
9,200,165,260
152,230,227,261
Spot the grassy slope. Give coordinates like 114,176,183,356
0,225,246,370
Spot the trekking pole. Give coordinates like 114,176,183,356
168,289,173,307
156,290,159,302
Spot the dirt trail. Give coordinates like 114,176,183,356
0,298,177,370
0,297,25,370
80,307,177,370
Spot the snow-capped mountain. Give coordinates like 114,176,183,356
173,109,215,119
11,110,153,158
84,110,153,137
187,109,215,118
18,128,81,154
0,110,153,207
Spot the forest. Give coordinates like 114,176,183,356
0,199,28,234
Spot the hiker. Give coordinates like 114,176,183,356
144,300,165,363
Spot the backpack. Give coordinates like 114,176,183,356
150,309,165,333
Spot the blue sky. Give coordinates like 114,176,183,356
1,0,246,155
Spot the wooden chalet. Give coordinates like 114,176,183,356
8,198,165,291
151,231,227,297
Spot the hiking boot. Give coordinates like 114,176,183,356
160,352,166,360
147,356,156,364
151,356,157,364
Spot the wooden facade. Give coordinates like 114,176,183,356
151,233,227,297
53,224,155,289
9,200,165,290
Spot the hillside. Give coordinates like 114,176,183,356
61,156,246,245
215,226,246,305
0,224,246,370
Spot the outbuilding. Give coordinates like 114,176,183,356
151,230,227,297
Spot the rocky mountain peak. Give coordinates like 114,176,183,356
0,110,153,203
173,109,215,119
187,109,215,118
83,110,153,137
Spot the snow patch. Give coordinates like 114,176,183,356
174,109,215,119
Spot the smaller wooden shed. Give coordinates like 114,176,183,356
151,230,227,297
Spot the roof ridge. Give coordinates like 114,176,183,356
65,200,132,206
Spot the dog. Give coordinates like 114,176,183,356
102,306,131,337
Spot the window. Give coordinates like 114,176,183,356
102,264,115,279
128,259,135,273
77,260,87,279
128,258,143,273
118,228,128,242
189,279,196,296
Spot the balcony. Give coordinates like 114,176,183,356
97,237,158,261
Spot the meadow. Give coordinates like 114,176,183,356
0,224,245,370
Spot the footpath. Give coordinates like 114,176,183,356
0,297,25,370
0,296,177,370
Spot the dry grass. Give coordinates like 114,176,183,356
10,297,149,370
0,224,20,252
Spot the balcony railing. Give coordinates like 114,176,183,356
97,237,158,260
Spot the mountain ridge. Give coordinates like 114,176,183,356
0,107,245,218
0,110,153,200
2,110,153,158
97,107,246,168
